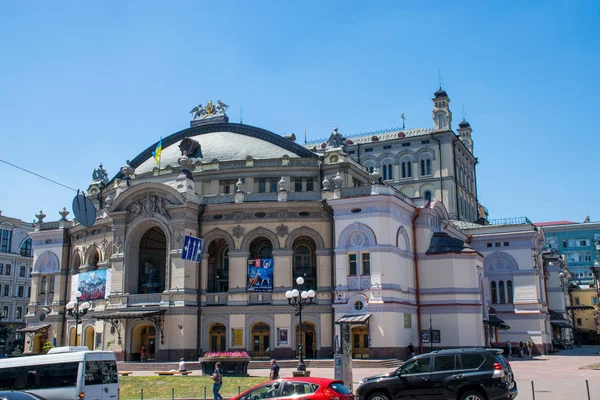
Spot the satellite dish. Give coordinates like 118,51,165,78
72,192,96,227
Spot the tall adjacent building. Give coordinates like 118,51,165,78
0,211,34,354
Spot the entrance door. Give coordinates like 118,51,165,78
251,323,270,359
141,326,156,361
296,323,316,358
352,326,369,358
210,324,226,352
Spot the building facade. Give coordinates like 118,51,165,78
22,91,557,360
0,211,34,354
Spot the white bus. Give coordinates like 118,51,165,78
0,346,119,400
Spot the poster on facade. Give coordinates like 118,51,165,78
231,329,243,347
72,269,112,301
432,330,441,344
404,313,412,328
277,328,289,346
247,258,274,292
421,330,430,343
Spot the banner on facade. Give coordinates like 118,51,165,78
277,328,288,346
247,258,274,292
72,269,111,301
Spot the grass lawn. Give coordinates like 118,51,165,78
586,363,600,370
120,376,269,400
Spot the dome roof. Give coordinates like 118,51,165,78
458,120,471,128
115,122,318,179
434,88,448,98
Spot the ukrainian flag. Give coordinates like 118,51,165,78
152,138,162,165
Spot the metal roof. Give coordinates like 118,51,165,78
16,323,50,333
91,309,165,320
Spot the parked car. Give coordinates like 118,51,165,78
233,377,354,400
356,348,517,400
552,338,574,350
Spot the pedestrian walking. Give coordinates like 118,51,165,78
407,343,415,358
519,341,524,358
507,342,512,358
526,341,533,359
210,362,224,400
270,359,280,380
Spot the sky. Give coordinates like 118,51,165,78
0,1,598,224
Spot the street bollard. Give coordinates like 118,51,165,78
531,381,535,400
239,386,241,395
586,380,591,400
140,388,144,400
204,386,207,400
172,388,175,400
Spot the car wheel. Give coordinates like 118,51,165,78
367,392,390,400
460,390,486,400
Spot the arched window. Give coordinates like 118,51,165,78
401,160,412,178
420,158,432,176
499,281,506,304
20,238,32,257
382,163,393,180
293,240,317,290
490,281,497,304
424,191,432,202
437,114,445,129
208,238,229,293
507,280,513,303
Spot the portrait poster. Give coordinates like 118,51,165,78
77,269,110,301
421,329,430,343
277,328,289,346
247,258,274,292
432,330,441,344
404,313,412,328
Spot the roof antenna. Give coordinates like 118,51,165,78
462,104,466,121
240,105,243,124
304,128,307,144
401,113,407,129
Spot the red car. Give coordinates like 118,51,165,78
233,377,354,400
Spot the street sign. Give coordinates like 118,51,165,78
182,235,204,262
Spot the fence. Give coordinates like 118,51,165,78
514,379,597,400
136,385,243,400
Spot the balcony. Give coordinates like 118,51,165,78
205,293,228,306
347,276,372,291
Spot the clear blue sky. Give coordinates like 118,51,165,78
1,1,598,224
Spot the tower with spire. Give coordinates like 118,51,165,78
432,87,452,131
457,119,474,153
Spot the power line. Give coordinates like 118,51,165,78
0,158,78,192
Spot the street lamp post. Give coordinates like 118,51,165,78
286,277,316,372
66,291,91,346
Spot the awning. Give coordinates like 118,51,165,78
551,321,572,328
336,314,371,325
91,309,165,320
484,315,510,330
17,323,50,333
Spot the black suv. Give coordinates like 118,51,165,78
356,348,517,400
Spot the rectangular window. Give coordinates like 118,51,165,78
18,286,24,297
258,179,266,193
16,307,22,319
577,318,582,326
0,264,3,274
27,286,31,298
306,178,314,192
2,306,7,318
495,242,501,247
575,297,580,305
562,241,567,248
383,145,391,150
3,286,8,296
593,297,598,305
503,242,509,247
402,143,410,147
362,253,371,275
5,265,10,276
294,178,303,192
19,266,25,277
364,148,373,153
486,243,492,248
579,240,589,246
421,140,430,144
0,230,12,253
269,178,277,193
348,254,357,276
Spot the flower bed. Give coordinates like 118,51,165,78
199,351,251,377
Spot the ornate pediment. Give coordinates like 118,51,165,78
128,193,172,219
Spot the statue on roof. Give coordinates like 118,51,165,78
327,126,346,148
92,163,109,185
190,100,229,120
